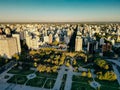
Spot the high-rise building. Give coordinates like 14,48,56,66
102,43,112,52
0,28,2,34
12,34,21,54
64,35,70,44
26,36,39,49
100,38,105,45
111,39,115,45
5,28,11,35
0,35,21,58
49,33,53,44
87,41,97,54
117,28,120,42
75,36,82,51
55,36,60,43
44,35,49,43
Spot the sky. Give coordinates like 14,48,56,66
0,0,120,22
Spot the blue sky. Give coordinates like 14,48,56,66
0,0,120,22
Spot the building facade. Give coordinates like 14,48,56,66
0,35,21,58
75,36,82,51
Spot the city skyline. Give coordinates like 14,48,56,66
0,0,120,22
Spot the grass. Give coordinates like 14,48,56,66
60,81,66,90
95,78,119,88
7,68,34,75
7,75,27,84
44,79,55,89
26,77,46,87
72,75,93,83
26,72,57,88
60,74,67,90
7,68,20,74
100,86,120,90
83,65,94,69
76,59,85,66
71,82,94,90
72,75,94,90
36,71,58,79
62,74,67,81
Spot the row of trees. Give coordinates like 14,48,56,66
81,71,92,78
94,59,109,70
97,71,117,81
44,54,65,66
37,64,59,73
94,58,117,81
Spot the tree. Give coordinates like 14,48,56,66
46,67,51,73
46,59,51,63
104,64,109,70
50,55,54,59
29,50,37,55
94,59,109,70
81,71,87,77
52,66,58,72
34,62,37,67
87,71,92,78
54,60,59,65
37,65,46,72
84,56,87,62
97,71,117,81
66,60,70,67
52,40,59,46
73,59,77,65
13,54,19,60
74,67,78,72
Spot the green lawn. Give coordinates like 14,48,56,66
44,79,55,89
7,75,27,84
7,68,34,75
100,86,120,90
7,68,20,74
95,79,119,87
95,78,120,90
76,59,85,66
83,64,94,69
60,74,67,90
36,71,58,79
26,77,46,87
62,74,67,81
71,82,94,90
72,75,94,90
72,75,93,83
60,81,66,90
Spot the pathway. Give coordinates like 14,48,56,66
106,59,120,67
53,65,65,90
64,66,73,90
112,64,120,85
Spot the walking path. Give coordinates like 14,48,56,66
106,59,120,85
64,66,73,90
53,65,65,90
106,59,120,67
0,62,97,90
112,64,120,85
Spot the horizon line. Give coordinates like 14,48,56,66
0,21,120,24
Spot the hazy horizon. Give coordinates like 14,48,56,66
0,0,120,22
